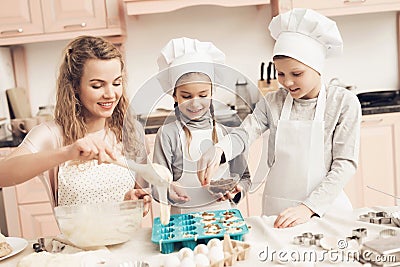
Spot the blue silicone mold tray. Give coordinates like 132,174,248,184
151,209,249,254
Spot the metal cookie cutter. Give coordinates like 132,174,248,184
313,234,324,247
293,236,305,245
293,233,324,247
379,229,398,238
370,217,391,224
345,228,368,244
352,228,368,238
359,211,391,225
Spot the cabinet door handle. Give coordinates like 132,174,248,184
1,28,23,35
343,0,366,3
63,22,87,29
361,118,383,124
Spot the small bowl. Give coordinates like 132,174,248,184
207,174,240,195
391,211,400,227
54,200,143,248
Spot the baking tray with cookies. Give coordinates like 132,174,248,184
151,209,249,254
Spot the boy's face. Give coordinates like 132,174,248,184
174,82,212,120
274,57,321,99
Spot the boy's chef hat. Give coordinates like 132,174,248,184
268,8,343,74
157,37,225,94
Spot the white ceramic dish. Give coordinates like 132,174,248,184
0,237,28,261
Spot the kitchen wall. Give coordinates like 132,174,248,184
23,5,398,115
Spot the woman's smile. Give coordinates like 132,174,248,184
97,101,115,110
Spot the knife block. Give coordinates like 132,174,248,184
258,80,279,96
270,79,279,91
258,80,267,89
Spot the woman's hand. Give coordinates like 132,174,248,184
273,204,314,228
216,184,243,202
65,135,116,164
124,188,152,217
168,182,190,204
197,146,224,186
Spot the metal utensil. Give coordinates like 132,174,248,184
267,62,272,84
260,62,265,81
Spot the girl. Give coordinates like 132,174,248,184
154,37,251,214
198,9,362,227
0,36,150,212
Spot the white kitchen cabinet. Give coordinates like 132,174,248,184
0,0,43,37
344,112,400,208
281,0,400,17
0,0,125,46
1,147,60,239
41,0,107,33
123,0,270,16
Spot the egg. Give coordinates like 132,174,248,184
178,247,194,261
194,253,210,267
208,246,224,264
179,257,196,267
193,244,209,255
206,238,222,249
163,254,180,267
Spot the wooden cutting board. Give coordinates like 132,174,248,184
6,87,32,118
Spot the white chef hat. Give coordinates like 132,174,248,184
268,8,343,74
157,37,226,94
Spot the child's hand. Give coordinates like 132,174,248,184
65,135,116,164
273,204,314,228
197,146,224,186
216,184,243,202
168,182,190,204
124,188,152,217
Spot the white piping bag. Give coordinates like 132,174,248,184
103,157,173,225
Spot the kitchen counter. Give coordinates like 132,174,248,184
0,135,23,148
361,104,400,115
1,102,399,148
138,108,251,135
2,206,399,266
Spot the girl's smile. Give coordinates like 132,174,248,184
174,82,212,120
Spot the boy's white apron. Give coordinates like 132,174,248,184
57,160,135,206
171,121,232,214
263,85,352,215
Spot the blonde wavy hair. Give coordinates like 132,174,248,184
55,35,144,159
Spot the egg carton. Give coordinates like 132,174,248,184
210,234,251,267
152,209,249,254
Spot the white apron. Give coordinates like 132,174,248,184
262,85,351,215
171,121,232,214
57,160,135,206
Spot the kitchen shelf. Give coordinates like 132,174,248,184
123,0,270,16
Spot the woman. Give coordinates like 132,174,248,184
0,36,150,211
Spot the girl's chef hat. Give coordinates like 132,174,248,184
157,37,225,94
268,8,343,74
